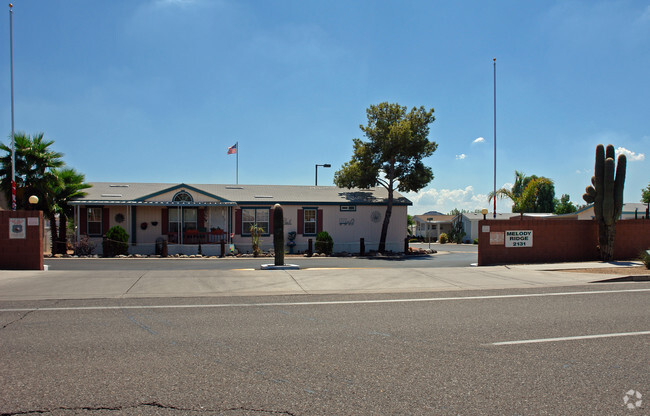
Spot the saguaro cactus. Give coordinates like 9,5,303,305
583,144,626,261
273,204,285,266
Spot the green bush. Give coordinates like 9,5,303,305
439,233,448,244
103,225,129,257
473,238,479,245
641,250,650,269
315,231,334,255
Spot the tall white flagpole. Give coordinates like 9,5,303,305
493,58,497,219
9,3,16,211
236,141,239,185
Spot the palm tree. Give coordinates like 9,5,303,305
52,168,90,254
1,133,66,253
488,174,554,217
0,132,64,210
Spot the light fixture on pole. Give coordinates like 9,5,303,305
315,164,331,186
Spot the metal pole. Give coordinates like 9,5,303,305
315,165,318,186
236,141,239,185
9,4,16,211
493,58,497,219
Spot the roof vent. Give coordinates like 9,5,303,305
109,184,129,187
101,194,123,198
254,195,273,199
226,186,244,189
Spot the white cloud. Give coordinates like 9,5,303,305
473,137,485,144
405,186,495,214
456,154,467,160
616,147,645,161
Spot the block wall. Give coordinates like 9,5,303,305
478,218,650,266
0,210,44,270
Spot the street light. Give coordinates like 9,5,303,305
315,164,331,186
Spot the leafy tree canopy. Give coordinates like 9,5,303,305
334,102,437,193
554,194,577,215
642,183,650,204
335,102,437,252
489,171,556,214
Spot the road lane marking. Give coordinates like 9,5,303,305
0,288,648,312
491,331,650,346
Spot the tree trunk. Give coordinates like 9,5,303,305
378,188,394,254
58,215,68,255
49,212,59,255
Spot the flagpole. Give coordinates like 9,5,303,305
9,4,16,211
492,58,497,219
236,141,239,185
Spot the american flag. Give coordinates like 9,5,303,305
227,143,237,154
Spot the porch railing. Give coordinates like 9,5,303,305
167,230,229,244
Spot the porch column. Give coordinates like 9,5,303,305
436,223,441,238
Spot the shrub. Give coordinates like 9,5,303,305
641,250,650,269
315,231,334,255
74,235,95,256
439,233,448,244
473,238,479,245
103,225,129,257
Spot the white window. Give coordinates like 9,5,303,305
169,207,198,233
242,208,270,235
87,208,102,235
304,208,317,235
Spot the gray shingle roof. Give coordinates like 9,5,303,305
71,182,412,206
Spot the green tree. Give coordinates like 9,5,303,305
488,173,555,216
51,167,90,254
334,102,437,253
447,213,466,244
407,214,415,236
1,133,65,252
554,194,577,215
642,183,650,204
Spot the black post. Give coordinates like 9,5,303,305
307,239,313,257
360,238,365,256
404,237,409,254
220,240,225,258
635,209,638,220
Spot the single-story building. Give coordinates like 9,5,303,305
411,214,454,240
574,202,649,220
69,182,411,255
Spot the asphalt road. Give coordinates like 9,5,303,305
44,243,478,271
1,283,648,415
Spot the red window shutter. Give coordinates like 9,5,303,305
235,209,242,235
198,208,205,230
297,209,303,235
80,207,87,235
162,208,168,234
102,207,110,235
317,209,323,234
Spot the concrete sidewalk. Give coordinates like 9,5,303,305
0,261,647,301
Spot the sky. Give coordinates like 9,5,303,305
0,0,648,215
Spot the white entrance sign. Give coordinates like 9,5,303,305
9,218,26,239
505,230,533,247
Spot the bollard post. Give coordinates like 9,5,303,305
307,239,313,257
162,240,168,258
220,240,225,258
404,237,409,254
360,238,365,256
